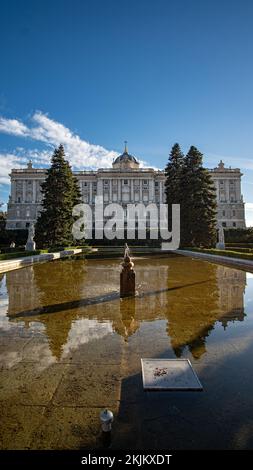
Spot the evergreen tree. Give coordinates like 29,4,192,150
164,143,185,236
35,145,82,248
182,146,217,247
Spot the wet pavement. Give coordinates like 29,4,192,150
0,255,253,449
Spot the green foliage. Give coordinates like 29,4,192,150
0,212,9,245
185,247,253,261
164,144,217,248
225,227,253,243
35,145,82,248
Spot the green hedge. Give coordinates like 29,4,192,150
0,250,48,260
186,247,253,261
0,246,89,261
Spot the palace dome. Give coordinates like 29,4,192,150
113,143,139,168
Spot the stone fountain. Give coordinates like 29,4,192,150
120,243,136,297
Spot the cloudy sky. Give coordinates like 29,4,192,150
0,0,253,224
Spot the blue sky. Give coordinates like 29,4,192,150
0,0,253,223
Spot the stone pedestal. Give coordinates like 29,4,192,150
216,242,225,250
120,268,136,297
25,223,36,251
120,244,136,297
25,241,36,251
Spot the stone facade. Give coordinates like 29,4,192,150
6,150,246,230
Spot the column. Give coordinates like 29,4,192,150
32,180,36,203
90,182,93,204
118,179,121,202
97,179,103,197
236,178,240,202
109,179,112,202
11,179,16,203
149,179,154,202
140,179,142,202
159,181,163,203
225,179,229,202
22,180,26,202
131,179,134,202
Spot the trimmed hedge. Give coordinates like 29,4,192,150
0,246,89,261
0,250,47,260
185,247,253,261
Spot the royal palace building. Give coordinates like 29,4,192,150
6,145,246,230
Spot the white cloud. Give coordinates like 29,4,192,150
0,153,26,185
0,112,118,169
0,117,28,136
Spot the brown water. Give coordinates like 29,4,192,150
1,255,253,449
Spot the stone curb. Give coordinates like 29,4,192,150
0,249,84,274
176,249,253,272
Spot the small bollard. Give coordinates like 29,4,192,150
100,409,114,432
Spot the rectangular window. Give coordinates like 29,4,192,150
233,222,236,227
222,210,225,216
222,222,227,227
233,210,236,216
124,180,128,185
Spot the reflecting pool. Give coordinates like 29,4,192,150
1,255,253,449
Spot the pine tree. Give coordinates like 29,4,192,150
35,145,82,248
183,146,217,247
164,143,185,238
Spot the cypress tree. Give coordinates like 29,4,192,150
164,143,185,238
35,145,82,248
183,146,217,247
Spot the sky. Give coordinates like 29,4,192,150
0,0,253,224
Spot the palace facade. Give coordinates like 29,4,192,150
6,145,246,230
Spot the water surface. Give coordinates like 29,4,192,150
0,255,253,449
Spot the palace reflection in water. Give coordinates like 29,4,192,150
0,256,247,365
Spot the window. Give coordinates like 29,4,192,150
26,222,30,228
84,182,87,186
155,182,159,187
222,222,227,227
17,196,21,203
222,210,226,216
26,208,30,217
144,180,148,184
220,180,224,184
233,210,236,217
124,180,128,185
233,222,236,227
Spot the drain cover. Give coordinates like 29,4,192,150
141,358,203,391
